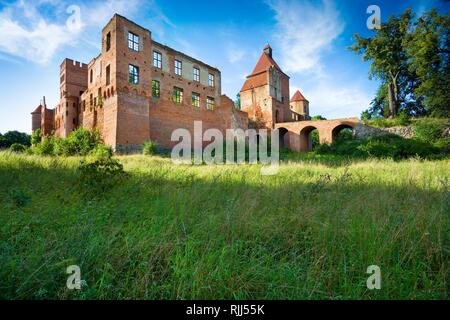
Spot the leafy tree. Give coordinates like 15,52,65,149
311,115,327,120
10,143,27,153
234,93,241,109
350,9,414,118
351,8,449,119
0,133,5,148
405,9,450,118
0,131,31,148
31,129,42,146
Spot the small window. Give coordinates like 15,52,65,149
106,65,110,85
90,69,93,83
106,32,111,51
128,64,139,85
128,32,139,51
208,73,215,87
152,80,160,98
192,92,200,108
60,74,64,84
193,67,200,82
174,59,182,76
153,51,162,69
90,93,93,106
206,96,215,110
73,118,76,125
172,87,183,104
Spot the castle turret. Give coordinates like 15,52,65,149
290,90,309,119
31,105,42,132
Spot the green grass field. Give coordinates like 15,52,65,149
0,152,448,299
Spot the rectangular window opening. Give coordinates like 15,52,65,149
128,64,139,85
128,32,139,52
193,67,200,82
192,92,200,108
173,87,183,104
174,59,182,76
153,51,162,69
152,80,160,98
208,73,215,87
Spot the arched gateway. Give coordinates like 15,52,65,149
274,118,359,152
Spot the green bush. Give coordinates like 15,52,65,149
77,157,127,197
364,113,411,128
0,131,31,148
316,134,441,160
31,128,106,157
9,143,27,153
65,128,102,156
413,118,449,144
9,188,31,208
142,140,158,155
31,129,42,146
33,136,56,156
89,144,113,158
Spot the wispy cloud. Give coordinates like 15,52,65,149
266,0,371,118
267,0,344,75
0,0,171,64
292,81,372,119
226,44,245,63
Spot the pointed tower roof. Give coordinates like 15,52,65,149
291,90,308,102
31,105,42,114
241,44,287,91
249,45,282,77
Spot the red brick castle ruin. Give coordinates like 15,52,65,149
31,14,358,153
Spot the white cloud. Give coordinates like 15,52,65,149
0,0,171,64
267,0,373,118
226,44,245,63
268,0,344,74
0,2,78,64
292,80,372,119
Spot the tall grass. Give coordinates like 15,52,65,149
0,152,448,299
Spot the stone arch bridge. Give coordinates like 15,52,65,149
274,118,360,152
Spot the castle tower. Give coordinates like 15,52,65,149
31,105,42,132
56,59,88,137
290,90,309,120
240,44,291,129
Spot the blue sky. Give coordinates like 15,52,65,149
0,0,448,133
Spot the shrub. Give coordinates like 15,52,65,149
143,140,158,155
78,157,127,197
31,129,42,146
89,144,113,158
65,128,102,156
413,118,449,144
9,143,26,153
0,131,31,148
30,128,106,157
364,113,411,128
33,136,56,156
9,188,31,207
316,134,441,160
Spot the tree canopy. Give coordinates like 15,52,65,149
350,8,449,119
0,131,31,149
